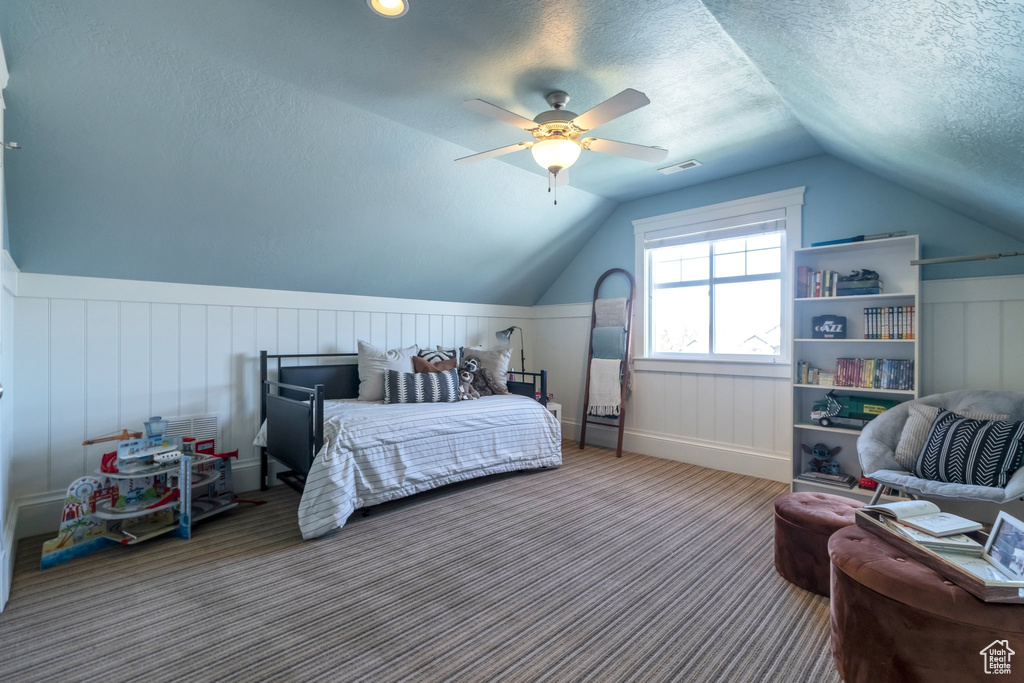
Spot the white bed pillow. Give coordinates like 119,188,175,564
462,347,513,392
357,340,418,401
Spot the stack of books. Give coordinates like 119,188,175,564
798,470,857,489
880,518,984,555
834,358,914,390
864,306,915,339
795,361,835,386
837,275,882,296
796,268,884,298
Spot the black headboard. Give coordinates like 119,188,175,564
279,362,359,401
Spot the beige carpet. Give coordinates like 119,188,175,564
1,442,838,682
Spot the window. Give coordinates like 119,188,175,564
633,188,803,364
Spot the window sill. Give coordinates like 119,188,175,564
634,357,791,378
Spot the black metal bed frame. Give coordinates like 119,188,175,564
259,350,548,492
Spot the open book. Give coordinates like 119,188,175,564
864,500,982,537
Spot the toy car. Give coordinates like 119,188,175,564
810,390,900,428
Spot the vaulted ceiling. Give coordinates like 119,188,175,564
0,1,1020,304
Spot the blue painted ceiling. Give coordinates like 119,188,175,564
0,0,1020,304
702,0,1024,239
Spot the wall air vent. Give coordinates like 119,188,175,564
164,414,221,451
657,159,702,175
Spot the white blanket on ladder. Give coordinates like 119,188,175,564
588,358,622,417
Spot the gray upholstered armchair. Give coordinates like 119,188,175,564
857,390,1024,505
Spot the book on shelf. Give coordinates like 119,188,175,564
809,232,907,247
880,518,984,555
798,470,857,489
797,268,840,298
797,268,886,298
837,277,880,290
834,358,914,391
796,361,827,386
863,306,915,339
864,500,982,537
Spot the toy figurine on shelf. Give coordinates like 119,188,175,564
801,442,843,476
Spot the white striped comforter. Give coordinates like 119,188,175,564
256,395,561,538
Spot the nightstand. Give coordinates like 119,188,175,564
546,401,562,422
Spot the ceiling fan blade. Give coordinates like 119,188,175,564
462,99,539,131
583,137,668,164
570,88,650,132
549,169,569,188
454,142,531,165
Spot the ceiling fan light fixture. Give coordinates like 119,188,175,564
531,138,581,174
367,0,409,18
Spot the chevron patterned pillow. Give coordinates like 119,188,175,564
384,368,460,404
418,348,457,365
914,410,1024,488
894,404,1008,471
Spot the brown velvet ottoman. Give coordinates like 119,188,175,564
830,525,1024,683
774,492,862,596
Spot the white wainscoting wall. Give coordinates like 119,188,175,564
919,275,1024,395
533,273,1024,485
531,304,793,482
2,252,17,611
7,268,1024,543
10,271,534,538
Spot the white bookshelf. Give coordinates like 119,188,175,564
790,235,920,503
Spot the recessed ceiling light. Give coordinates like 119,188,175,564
367,0,409,18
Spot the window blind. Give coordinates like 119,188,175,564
643,208,786,249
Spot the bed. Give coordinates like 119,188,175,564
256,351,562,538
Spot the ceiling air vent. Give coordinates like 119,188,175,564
658,159,702,175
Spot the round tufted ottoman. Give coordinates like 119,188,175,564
773,492,862,596
830,525,1024,683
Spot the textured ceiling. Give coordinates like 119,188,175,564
703,0,1024,239
55,0,823,202
0,0,1021,304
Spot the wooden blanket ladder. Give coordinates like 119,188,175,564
579,268,635,457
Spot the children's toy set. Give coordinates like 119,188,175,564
41,417,239,569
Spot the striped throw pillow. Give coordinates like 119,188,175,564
914,410,1024,488
894,404,1008,471
384,368,460,404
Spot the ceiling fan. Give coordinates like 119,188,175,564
455,89,668,202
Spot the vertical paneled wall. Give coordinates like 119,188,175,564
533,274,1024,481
1,264,14,540
920,275,1024,395
531,306,792,481
11,275,532,530
10,271,1024,537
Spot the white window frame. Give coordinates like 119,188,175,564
632,187,803,374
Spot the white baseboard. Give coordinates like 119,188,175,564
13,458,278,541
1,504,17,613
563,419,790,483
